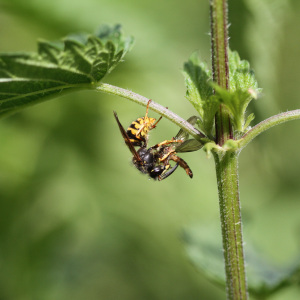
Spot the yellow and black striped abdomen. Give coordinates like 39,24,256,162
126,117,156,147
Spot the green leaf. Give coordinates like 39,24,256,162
229,50,259,93
200,95,220,137
183,50,261,136
0,24,134,117
183,53,217,137
244,113,255,131
213,85,251,132
214,50,261,133
182,223,300,298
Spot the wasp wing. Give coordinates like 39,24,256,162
175,139,203,153
174,116,203,152
113,111,142,162
175,116,200,140
175,127,189,141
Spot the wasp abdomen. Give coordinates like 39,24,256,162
126,117,156,147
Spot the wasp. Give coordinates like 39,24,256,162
126,100,162,147
113,101,202,180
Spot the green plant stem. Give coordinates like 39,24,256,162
210,0,232,145
95,82,205,140
213,150,248,300
210,1,248,299
238,109,300,149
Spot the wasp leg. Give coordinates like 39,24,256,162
158,163,179,181
159,149,175,162
151,139,183,150
144,99,152,118
143,99,165,130
136,123,146,137
135,99,156,136
168,153,193,178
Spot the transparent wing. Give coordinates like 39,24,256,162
174,116,200,140
175,139,203,153
174,116,203,152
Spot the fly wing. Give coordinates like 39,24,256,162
113,111,142,162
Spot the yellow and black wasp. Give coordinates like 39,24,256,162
125,100,162,147
113,100,202,180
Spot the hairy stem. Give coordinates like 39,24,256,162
210,1,248,299
210,0,232,145
213,151,248,300
238,109,300,149
95,82,205,140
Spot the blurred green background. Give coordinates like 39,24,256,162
0,0,300,299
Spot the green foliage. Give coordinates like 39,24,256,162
183,50,260,138
183,53,217,138
183,223,300,299
214,50,260,133
2,1,300,300
0,25,134,117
